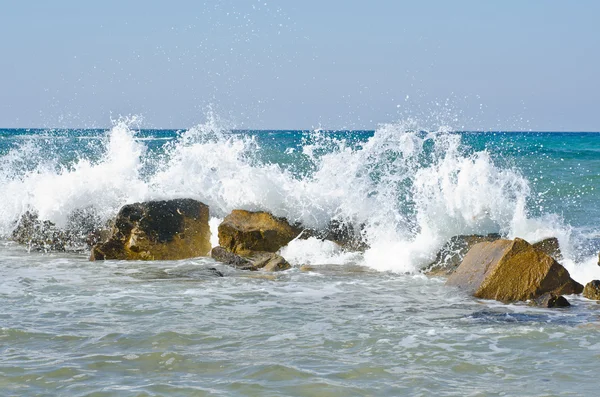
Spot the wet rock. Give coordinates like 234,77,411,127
91,199,211,261
530,293,570,308
321,220,369,251
298,220,369,251
208,267,225,277
532,237,563,261
218,210,301,254
12,209,107,252
446,238,583,303
425,234,502,276
211,246,291,272
583,280,600,300
12,211,68,251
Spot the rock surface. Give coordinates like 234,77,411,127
12,209,107,252
446,238,583,303
90,199,211,261
218,210,300,254
530,293,570,308
211,246,291,271
425,234,502,276
532,237,563,261
583,280,600,300
298,220,369,251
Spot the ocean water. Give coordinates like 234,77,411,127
2,120,600,396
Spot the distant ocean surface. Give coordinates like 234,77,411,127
2,122,600,396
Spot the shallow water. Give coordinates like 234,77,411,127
2,242,600,396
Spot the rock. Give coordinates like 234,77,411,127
322,220,369,251
532,237,563,261
446,238,583,303
425,234,502,276
583,280,600,300
90,199,211,261
12,209,106,252
298,220,369,251
530,293,570,308
211,246,254,269
12,211,68,251
211,246,291,272
218,210,301,254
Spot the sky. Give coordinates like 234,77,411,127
1,0,599,131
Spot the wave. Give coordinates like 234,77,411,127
1,115,598,282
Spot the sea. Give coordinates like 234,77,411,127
2,118,600,396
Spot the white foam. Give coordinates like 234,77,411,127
280,237,362,266
1,116,596,282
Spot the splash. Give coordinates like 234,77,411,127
0,116,594,281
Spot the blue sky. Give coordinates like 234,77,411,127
1,0,598,130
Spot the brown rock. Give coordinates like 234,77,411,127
218,210,300,254
425,234,502,276
530,293,570,308
583,280,600,300
90,199,211,261
211,246,291,272
446,238,583,303
532,237,563,261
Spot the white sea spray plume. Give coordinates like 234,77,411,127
0,118,147,233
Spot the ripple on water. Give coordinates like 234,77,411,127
3,253,600,395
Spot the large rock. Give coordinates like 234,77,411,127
90,199,211,261
425,233,501,276
583,280,600,300
211,246,291,272
446,238,583,303
218,210,300,254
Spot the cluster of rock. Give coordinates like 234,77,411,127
12,198,364,273
210,210,300,271
12,209,109,252
444,238,581,306
424,233,600,308
10,197,600,308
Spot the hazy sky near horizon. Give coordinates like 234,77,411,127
1,0,598,130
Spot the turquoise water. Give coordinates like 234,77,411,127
2,125,600,395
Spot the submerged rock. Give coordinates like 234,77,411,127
532,237,563,261
90,199,211,261
425,234,502,276
583,280,600,300
530,293,570,308
218,210,300,254
211,246,291,272
446,238,583,303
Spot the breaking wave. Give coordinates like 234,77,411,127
1,115,597,281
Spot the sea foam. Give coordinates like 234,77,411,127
1,117,597,282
